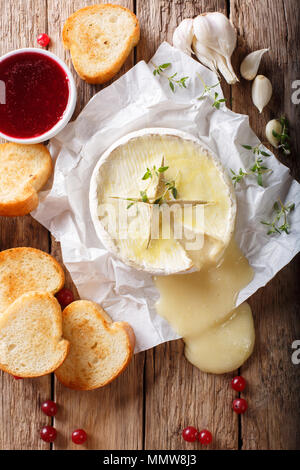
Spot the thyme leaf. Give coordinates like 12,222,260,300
152,62,189,93
231,144,272,187
261,200,295,235
197,74,227,109
272,116,291,155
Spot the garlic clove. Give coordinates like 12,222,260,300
193,12,239,84
192,37,219,75
251,75,272,113
172,18,194,56
265,119,282,147
217,54,239,85
240,49,269,81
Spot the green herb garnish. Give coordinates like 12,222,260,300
272,116,291,155
152,62,189,93
197,74,226,109
231,144,272,187
261,200,295,235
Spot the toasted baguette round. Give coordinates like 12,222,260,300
55,300,135,390
62,4,140,84
0,247,65,314
0,143,53,216
0,292,69,377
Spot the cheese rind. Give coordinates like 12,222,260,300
90,128,236,274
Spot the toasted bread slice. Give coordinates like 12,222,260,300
0,143,53,216
55,300,135,390
62,4,140,84
0,247,65,314
0,292,69,377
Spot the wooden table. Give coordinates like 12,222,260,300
0,0,299,451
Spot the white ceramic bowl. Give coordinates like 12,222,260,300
0,48,77,144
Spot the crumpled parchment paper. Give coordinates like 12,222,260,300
32,42,300,352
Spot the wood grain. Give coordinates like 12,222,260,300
46,0,145,450
231,0,300,450
0,0,51,450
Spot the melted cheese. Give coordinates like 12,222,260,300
154,239,255,373
94,131,235,274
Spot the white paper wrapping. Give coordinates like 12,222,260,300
32,42,300,352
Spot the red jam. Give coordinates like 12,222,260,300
0,51,69,139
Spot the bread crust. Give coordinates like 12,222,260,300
62,4,140,84
0,247,65,296
0,292,69,378
55,300,135,390
0,143,53,217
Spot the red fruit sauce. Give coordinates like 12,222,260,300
0,51,69,139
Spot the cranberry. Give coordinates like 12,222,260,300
182,426,198,443
233,398,248,414
231,376,246,392
41,400,58,417
13,375,23,380
40,425,57,443
56,288,74,308
72,429,87,445
198,429,213,445
37,33,50,47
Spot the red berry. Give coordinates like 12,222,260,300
233,398,248,414
41,400,58,417
56,288,74,308
198,429,213,445
40,425,57,443
72,429,87,445
37,33,50,47
182,426,198,443
231,376,246,392
13,375,23,380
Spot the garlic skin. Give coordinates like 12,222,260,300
172,18,194,56
251,75,272,113
192,37,219,75
265,119,282,147
240,49,269,80
193,12,238,84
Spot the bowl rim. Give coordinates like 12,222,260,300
0,47,77,144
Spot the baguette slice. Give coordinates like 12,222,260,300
0,292,69,377
0,143,53,216
0,247,65,314
62,4,140,84
55,300,135,390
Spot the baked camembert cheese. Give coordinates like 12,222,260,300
90,128,255,374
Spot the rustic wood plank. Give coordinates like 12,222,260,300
47,0,145,450
0,0,51,450
136,0,240,450
231,0,300,450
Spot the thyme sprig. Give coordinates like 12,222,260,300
142,165,169,180
231,144,272,187
126,165,178,209
272,116,291,155
197,74,226,109
261,200,295,235
152,62,189,93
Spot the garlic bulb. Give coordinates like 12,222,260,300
172,18,194,56
240,49,269,80
193,12,238,84
192,37,218,75
265,119,282,147
252,75,272,113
